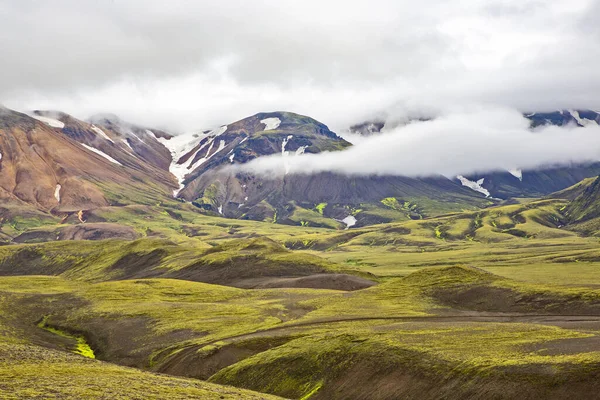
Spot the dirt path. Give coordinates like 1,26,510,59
155,312,600,369
209,313,600,344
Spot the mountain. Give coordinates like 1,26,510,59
348,120,385,136
162,111,491,227
457,110,600,199
348,110,600,200
527,109,600,127
11,106,600,232
0,107,496,231
0,108,177,217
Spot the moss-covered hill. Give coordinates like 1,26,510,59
2,266,600,399
565,176,600,221
2,178,600,398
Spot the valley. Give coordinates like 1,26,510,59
4,2,600,397
2,177,600,398
1,107,600,398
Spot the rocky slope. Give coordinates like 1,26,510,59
0,108,177,215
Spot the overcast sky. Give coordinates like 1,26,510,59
2,0,599,133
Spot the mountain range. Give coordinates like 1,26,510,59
4,105,600,399
0,106,599,240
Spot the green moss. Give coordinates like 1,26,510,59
381,197,401,210
315,203,327,215
37,316,95,359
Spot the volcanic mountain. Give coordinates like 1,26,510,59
158,111,491,227
0,108,177,218
10,107,600,230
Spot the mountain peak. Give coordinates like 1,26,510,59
526,109,600,128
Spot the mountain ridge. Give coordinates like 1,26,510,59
2,106,600,231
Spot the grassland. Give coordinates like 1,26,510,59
2,186,600,398
2,265,600,399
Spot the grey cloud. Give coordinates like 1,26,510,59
1,0,600,132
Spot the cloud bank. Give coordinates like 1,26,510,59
237,108,600,178
1,0,600,131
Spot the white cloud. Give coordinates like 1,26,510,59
236,107,600,178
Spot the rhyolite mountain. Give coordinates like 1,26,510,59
0,108,177,215
4,106,600,232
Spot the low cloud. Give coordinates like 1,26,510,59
237,108,600,178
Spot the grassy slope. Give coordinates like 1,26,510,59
294,198,600,285
0,343,282,399
0,277,281,399
2,181,600,398
2,267,600,399
562,176,600,236
0,235,373,288
3,195,599,285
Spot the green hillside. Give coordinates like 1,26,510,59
2,178,600,398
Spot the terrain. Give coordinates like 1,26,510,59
4,107,600,233
2,106,600,398
2,174,600,398
0,107,495,233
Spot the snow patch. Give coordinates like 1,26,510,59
261,117,281,131
81,143,123,166
295,145,308,156
218,205,223,215
204,140,216,159
122,139,133,151
342,215,357,230
91,125,114,143
281,135,293,153
229,153,235,163
508,168,523,181
240,136,248,144
187,140,215,172
54,184,61,203
456,175,490,197
30,115,65,129
187,138,229,172
159,125,228,196
281,135,294,174
569,110,599,127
